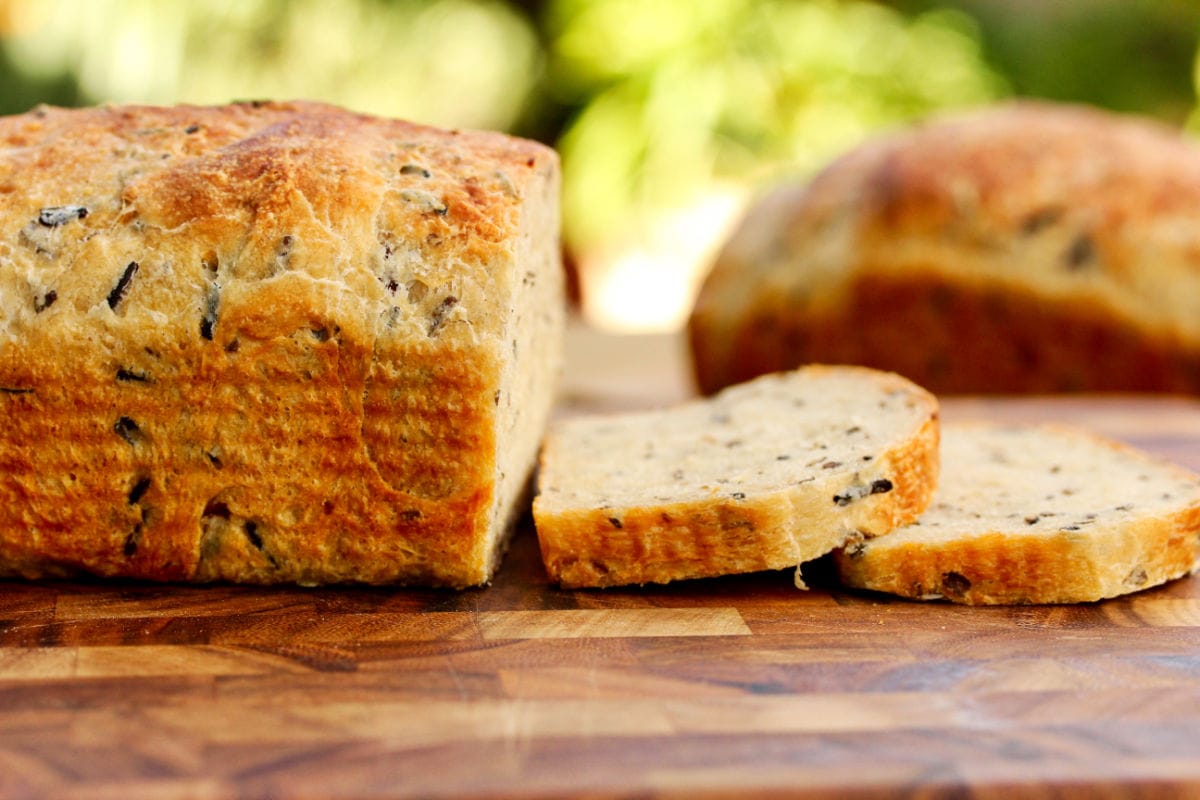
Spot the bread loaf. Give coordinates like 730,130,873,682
533,366,939,588
0,101,564,587
690,102,1200,395
835,423,1200,604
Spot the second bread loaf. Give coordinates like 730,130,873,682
690,102,1200,395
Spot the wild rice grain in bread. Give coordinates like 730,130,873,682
0,101,564,587
533,365,939,588
835,423,1200,604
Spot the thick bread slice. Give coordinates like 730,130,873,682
533,365,939,588
0,102,563,587
835,423,1200,604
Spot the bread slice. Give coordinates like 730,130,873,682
533,365,939,588
0,101,563,587
835,423,1200,604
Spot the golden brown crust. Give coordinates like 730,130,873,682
874,408,940,532
537,496,801,589
836,510,1200,605
690,101,1200,395
693,271,1200,394
0,102,563,587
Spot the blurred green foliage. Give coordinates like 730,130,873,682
0,0,1196,325
0,0,539,131
890,0,1200,124
544,0,1005,250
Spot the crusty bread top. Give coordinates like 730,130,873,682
694,102,1200,350
836,423,1200,604
0,101,558,349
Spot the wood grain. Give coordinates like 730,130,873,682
4,326,1200,799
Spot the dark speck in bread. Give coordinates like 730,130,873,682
243,520,264,550
106,261,139,310
1019,206,1063,235
116,367,149,383
200,286,219,340
128,476,151,505
37,205,88,227
941,571,971,597
1063,232,1096,270
428,295,458,336
34,290,57,313
113,416,143,445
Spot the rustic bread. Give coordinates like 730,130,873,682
533,365,939,588
835,423,1200,604
0,101,564,587
689,101,1200,395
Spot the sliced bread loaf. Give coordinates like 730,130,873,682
533,365,939,588
0,102,563,587
835,423,1200,604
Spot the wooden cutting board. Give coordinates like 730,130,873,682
4,325,1200,800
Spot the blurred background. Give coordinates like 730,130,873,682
0,0,1196,332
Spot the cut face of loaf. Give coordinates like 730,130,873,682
0,101,564,587
533,366,940,588
835,423,1200,604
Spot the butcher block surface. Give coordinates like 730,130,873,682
4,324,1200,799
